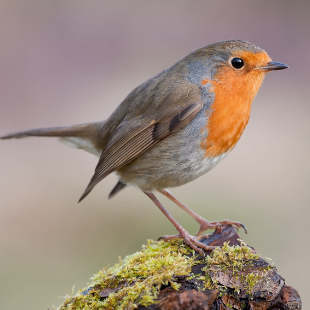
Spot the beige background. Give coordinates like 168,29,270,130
0,1,309,309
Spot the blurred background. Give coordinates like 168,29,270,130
0,1,309,309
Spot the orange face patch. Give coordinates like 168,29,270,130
235,50,272,70
201,51,271,157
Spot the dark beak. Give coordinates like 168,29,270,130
258,61,289,72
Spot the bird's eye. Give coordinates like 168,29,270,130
231,57,244,69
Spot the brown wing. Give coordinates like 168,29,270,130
78,102,203,201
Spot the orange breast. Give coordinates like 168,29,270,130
201,66,265,157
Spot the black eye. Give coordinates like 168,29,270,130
231,57,244,69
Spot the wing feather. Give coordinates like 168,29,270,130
78,101,203,201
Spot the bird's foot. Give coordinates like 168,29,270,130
159,231,215,256
196,219,247,237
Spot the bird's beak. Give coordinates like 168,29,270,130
257,61,289,72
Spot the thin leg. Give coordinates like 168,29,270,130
144,192,215,255
158,189,247,236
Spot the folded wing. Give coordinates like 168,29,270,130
79,101,203,201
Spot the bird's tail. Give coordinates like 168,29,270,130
1,121,105,155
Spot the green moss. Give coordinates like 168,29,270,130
204,242,269,295
59,240,197,310
245,272,262,294
58,240,269,310
206,241,259,271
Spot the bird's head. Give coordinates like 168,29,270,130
187,40,288,99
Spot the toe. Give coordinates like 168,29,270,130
159,234,182,241
183,237,204,255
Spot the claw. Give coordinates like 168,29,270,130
196,219,247,236
239,223,248,234
214,220,247,234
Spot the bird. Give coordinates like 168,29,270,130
1,40,288,254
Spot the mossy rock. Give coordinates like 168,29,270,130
58,226,301,310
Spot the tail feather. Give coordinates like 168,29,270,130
1,121,105,155
1,122,103,139
1,127,65,139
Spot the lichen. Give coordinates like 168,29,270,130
58,240,270,310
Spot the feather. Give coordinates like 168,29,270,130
0,122,105,155
78,102,202,202
108,181,127,199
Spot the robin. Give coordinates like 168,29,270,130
1,40,288,254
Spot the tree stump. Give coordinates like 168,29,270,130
58,226,301,310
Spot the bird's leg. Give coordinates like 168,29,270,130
144,192,215,255
158,189,247,237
